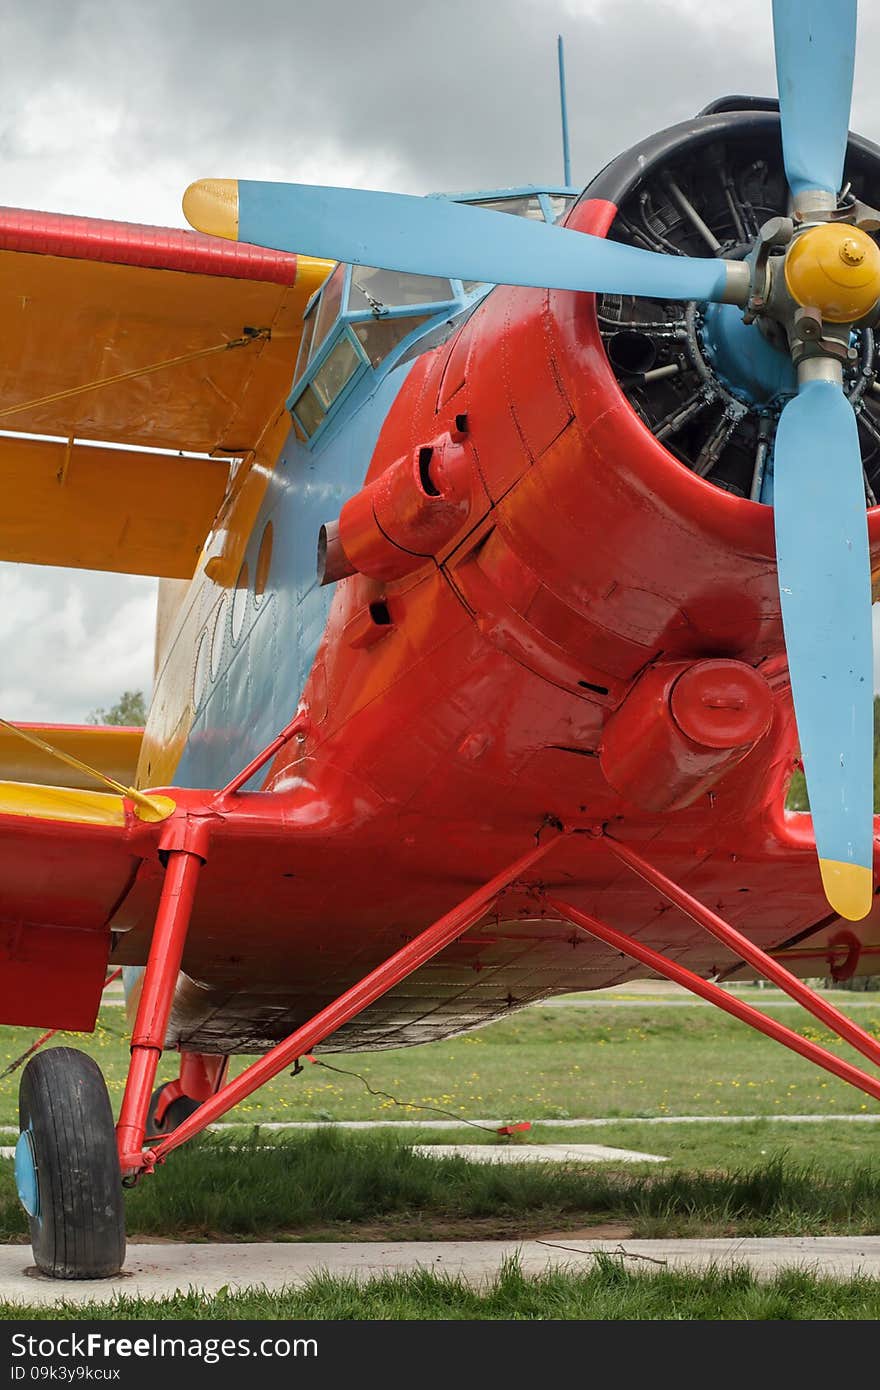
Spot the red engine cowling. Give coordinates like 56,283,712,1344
319,433,474,585
599,658,774,812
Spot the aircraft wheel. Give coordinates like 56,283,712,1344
17,1047,125,1279
146,1082,201,1138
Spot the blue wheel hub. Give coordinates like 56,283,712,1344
14,1129,39,1219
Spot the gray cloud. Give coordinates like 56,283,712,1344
0,0,879,719
11,0,880,220
0,565,155,722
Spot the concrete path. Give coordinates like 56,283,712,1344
2,1237,879,1306
3,1114,879,1138
409,1143,667,1163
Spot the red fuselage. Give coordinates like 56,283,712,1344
113,196,880,1054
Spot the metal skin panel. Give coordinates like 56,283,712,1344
0,921,111,1031
157,359,422,795
0,798,159,1029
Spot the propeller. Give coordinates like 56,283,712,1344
182,178,747,306
773,376,873,920
771,0,874,921
773,0,857,202
183,1,878,920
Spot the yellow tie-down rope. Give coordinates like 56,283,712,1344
0,719,174,823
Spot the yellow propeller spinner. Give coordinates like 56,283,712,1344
785,222,880,323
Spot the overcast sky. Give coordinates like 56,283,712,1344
2,0,880,720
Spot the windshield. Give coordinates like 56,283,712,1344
348,266,454,314
468,194,545,220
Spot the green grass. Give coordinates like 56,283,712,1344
2,1131,879,1241
560,985,879,1004
3,996,880,1321
2,996,879,1294
3,1258,880,1320
2,999,880,1129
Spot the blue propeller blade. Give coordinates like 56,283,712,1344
773,0,857,198
236,181,733,303
773,378,874,919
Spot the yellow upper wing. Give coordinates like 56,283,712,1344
0,207,331,578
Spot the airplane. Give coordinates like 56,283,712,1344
4,0,880,1280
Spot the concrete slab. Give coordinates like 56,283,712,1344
1,1237,879,1307
410,1143,667,1163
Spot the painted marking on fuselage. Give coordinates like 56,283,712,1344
147,358,419,794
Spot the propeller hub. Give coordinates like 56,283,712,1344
784,222,880,323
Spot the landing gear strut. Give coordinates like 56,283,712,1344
146,1056,229,1139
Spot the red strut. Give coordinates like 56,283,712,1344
145,830,560,1166
116,849,204,1170
605,836,880,1071
548,897,880,1105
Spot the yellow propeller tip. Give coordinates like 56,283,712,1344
182,179,240,241
819,858,874,922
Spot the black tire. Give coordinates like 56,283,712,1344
18,1047,125,1279
145,1083,201,1139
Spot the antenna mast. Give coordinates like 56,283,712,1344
557,34,572,186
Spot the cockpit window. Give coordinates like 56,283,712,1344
348,267,454,313
469,194,545,220
290,209,531,442
352,315,430,368
311,334,361,408
294,382,326,436
312,263,346,357
293,302,317,385
547,194,576,223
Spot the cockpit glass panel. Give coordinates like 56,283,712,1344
352,315,430,368
312,263,346,357
293,304,317,385
547,194,576,223
294,384,326,437
469,195,545,221
348,266,453,313
311,334,362,408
